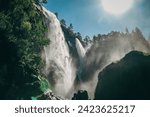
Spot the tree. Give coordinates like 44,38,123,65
84,36,90,41
93,35,97,42
68,23,73,31
76,32,82,40
135,27,142,34
125,27,129,33
34,0,47,4
0,0,50,99
134,27,144,39
60,19,66,27
55,12,58,18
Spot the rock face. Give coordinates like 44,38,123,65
72,90,89,100
44,92,64,100
95,51,150,100
82,31,150,82
76,30,150,99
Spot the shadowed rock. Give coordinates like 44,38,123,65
95,51,150,100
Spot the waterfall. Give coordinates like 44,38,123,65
75,38,86,60
40,6,75,98
75,38,86,79
38,5,150,100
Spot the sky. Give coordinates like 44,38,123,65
44,0,150,39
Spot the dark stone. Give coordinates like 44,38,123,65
95,51,150,100
72,90,89,100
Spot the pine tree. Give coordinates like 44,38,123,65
125,27,129,33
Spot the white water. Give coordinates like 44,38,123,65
75,38,86,60
40,6,76,98
38,5,150,100
75,38,86,81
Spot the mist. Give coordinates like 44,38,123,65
75,30,150,99
40,5,150,99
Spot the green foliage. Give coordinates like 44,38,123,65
35,0,48,4
0,0,50,99
60,19,66,26
61,19,87,60
40,78,52,92
21,21,32,31
31,96,37,100
54,12,58,18
68,23,73,31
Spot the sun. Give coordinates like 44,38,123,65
101,0,134,15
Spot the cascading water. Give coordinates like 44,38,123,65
75,38,86,60
37,5,150,100
75,38,96,98
75,38,86,81
40,6,76,98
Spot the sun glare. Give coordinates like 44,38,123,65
101,0,134,15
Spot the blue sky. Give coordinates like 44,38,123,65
44,0,150,39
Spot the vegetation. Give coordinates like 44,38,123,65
60,17,91,61
60,18,82,58
0,0,50,99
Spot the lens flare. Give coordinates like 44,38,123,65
101,0,134,15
